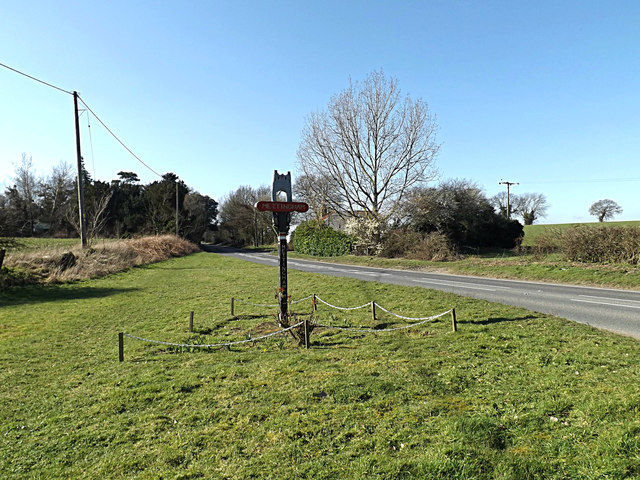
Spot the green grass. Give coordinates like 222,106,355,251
0,237,82,252
2,252,640,478
288,250,640,290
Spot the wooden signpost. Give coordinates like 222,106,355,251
256,171,309,323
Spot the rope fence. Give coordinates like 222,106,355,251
316,309,451,333
119,321,304,361
231,294,455,323
118,295,459,362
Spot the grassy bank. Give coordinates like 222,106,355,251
1,235,199,285
2,252,640,478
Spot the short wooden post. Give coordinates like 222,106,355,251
371,301,376,322
231,297,235,316
118,332,124,362
312,294,317,312
189,311,194,333
451,308,457,332
303,316,310,349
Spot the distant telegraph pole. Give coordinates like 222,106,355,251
499,180,519,219
73,91,88,247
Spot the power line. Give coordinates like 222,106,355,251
0,61,73,95
1,61,164,179
77,95,163,178
523,177,640,185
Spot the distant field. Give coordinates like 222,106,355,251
2,252,640,478
522,220,640,246
0,237,82,252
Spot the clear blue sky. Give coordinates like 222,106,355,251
2,0,639,224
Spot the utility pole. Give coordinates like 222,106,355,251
499,180,519,219
175,180,179,236
73,91,88,247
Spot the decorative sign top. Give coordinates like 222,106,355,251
255,201,309,213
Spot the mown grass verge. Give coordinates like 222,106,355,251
1,252,640,478
286,249,640,290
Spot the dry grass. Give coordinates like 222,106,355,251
3,235,199,284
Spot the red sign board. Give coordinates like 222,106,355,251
255,201,309,213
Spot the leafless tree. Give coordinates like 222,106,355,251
12,153,38,235
513,193,549,225
293,173,338,223
490,191,511,218
589,199,622,222
297,70,440,224
217,185,273,247
38,161,75,234
66,190,113,243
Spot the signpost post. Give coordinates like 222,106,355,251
256,171,309,324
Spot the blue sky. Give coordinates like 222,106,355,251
1,0,639,224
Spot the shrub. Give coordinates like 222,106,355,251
529,228,563,259
293,220,354,257
344,217,385,256
561,226,640,264
379,228,423,258
407,232,458,262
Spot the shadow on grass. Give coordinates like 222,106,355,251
0,285,140,306
470,315,538,325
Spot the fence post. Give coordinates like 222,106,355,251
231,297,235,316
189,311,194,333
303,316,310,349
451,308,457,332
371,301,376,322
118,332,124,362
312,294,317,312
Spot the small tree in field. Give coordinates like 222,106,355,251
589,199,622,222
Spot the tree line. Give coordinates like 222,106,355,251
0,154,218,243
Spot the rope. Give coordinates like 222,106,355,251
314,295,371,311
290,295,313,304
374,304,449,321
316,310,451,333
124,321,304,348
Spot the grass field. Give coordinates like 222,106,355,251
2,251,640,478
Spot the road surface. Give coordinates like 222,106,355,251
204,246,640,339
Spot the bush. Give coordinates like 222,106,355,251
293,220,354,257
379,228,423,258
561,226,640,264
407,232,458,262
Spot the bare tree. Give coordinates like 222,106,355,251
293,172,338,223
297,70,440,225
490,191,511,218
217,185,273,247
37,160,75,234
514,193,549,225
66,190,113,243
11,153,39,235
589,199,622,222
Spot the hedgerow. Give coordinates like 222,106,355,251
292,220,354,256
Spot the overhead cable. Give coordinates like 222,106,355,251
78,95,163,178
0,61,73,95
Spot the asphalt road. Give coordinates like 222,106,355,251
205,246,640,339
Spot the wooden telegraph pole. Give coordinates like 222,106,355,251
499,180,519,219
73,91,88,247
